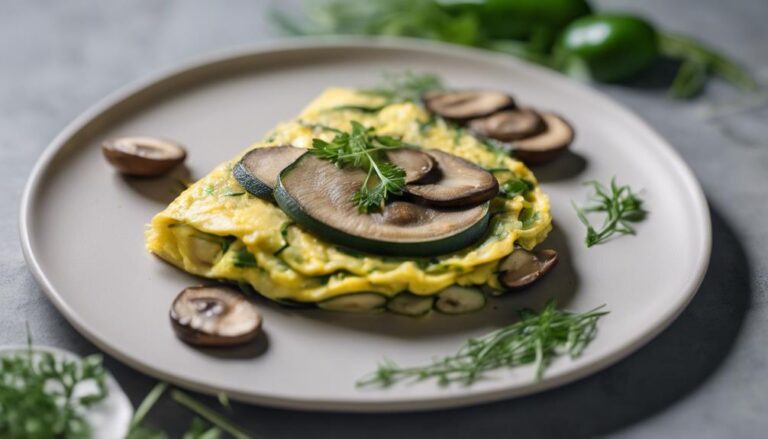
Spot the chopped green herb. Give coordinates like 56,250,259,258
273,222,293,256
326,104,387,113
233,250,258,268
311,121,406,212
572,178,647,247
222,190,245,197
358,300,608,386
501,178,534,199
204,185,215,196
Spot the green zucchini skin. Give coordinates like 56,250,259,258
386,293,435,317
233,160,274,201
317,293,388,312
434,286,486,315
274,153,491,257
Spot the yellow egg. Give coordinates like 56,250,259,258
145,88,552,303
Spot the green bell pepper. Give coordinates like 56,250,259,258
554,14,659,83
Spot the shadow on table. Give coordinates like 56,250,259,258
97,202,749,438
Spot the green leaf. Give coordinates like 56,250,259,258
310,121,408,212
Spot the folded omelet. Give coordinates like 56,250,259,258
146,88,551,308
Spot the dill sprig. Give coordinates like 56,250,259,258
311,121,406,212
0,346,108,438
358,300,608,387
572,178,647,247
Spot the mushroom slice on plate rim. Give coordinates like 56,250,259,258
102,136,186,177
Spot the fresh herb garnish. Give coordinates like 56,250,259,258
572,178,647,247
0,345,108,438
311,121,406,212
358,300,608,386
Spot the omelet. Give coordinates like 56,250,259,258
146,88,552,309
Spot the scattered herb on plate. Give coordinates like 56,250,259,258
358,300,608,387
311,121,406,212
572,178,647,247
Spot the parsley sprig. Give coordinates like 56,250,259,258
572,178,647,247
311,121,406,212
358,300,608,386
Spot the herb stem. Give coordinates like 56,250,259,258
171,389,253,439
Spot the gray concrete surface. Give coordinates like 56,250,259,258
1,0,767,437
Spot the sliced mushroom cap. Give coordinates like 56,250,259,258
498,248,558,290
468,108,546,142
512,113,574,165
233,145,306,200
170,286,262,347
423,90,515,122
102,136,186,177
385,148,436,184
406,149,499,207
274,153,491,256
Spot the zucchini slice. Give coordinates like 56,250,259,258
274,153,491,257
233,145,305,200
435,286,486,314
386,293,435,317
317,293,387,312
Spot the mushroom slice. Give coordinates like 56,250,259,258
170,286,262,347
386,148,436,184
406,149,499,207
468,108,546,142
512,113,575,165
233,145,306,200
498,248,559,290
102,136,186,177
423,90,515,122
274,153,490,257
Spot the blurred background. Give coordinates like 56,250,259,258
1,0,767,437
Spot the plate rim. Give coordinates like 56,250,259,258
18,36,712,412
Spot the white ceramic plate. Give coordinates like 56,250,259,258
20,38,710,412
0,346,133,437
